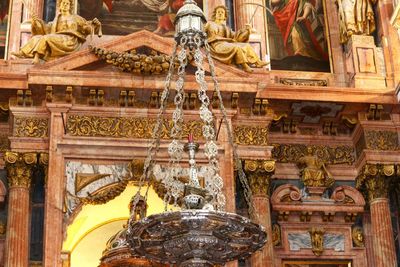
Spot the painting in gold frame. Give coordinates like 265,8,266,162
283,260,352,267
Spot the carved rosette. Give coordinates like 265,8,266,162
4,152,37,188
234,125,269,146
364,130,399,150
244,160,275,196
356,164,397,202
14,117,49,138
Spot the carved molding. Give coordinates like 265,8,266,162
279,78,328,86
14,117,49,138
66,115,203,140
272,144,355,164
233,125,269,146
244,160,275,196
4,152,37,188
356,164,398,202
364,130,399,150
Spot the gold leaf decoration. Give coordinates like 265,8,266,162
365,130,399,150
66,115,203,140
233,125,269,146
79,180,129,205
14,117,49,138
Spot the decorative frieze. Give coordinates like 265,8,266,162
272,144,355,164
4,152,37,188
279,78,328,87
66,115,203,140
233,125,269,146
364,130,399,150
14,117,49,138
244,160,275,196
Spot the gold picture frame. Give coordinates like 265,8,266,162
283,260,352,267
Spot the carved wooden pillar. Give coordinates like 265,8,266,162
244,159,275,267
356,164,397,267
4,152,37,267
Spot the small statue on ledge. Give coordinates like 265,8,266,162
309,227,325,256
297,146,334,188
205,6,268,73
12,0,102,64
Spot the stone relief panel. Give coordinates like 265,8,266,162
288,232,345,252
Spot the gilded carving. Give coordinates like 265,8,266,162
91,46,174,75
279,78,328,86
4,152,37,188
352,226,364,247
66,115,203,140
244,160,275,196
356,164,396,202
0,220,5,236
75,173,111,193
272,144,355,165
309,227,325,256
0,134,9,152
76,179,129,205
14,117,49,138
272,224,281,247
297,147,334,188
364,130,399,150
234,125,269,146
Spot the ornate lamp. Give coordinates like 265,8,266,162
126,1,267,266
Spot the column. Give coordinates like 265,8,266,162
244,160,275,267
43,104,71,267
358,164,397,267
234,0,268,58
3,151,37,267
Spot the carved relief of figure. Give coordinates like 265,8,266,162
309,227,325,256
297,146,334,188
12,0,101,63
337,0,376,43
205,6,268,72
352,226,364,247
270,0,329,61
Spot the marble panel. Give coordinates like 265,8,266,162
288,233,344,252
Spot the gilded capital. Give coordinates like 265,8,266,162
356,164,396,203
244,160,275,196
4,152,37,188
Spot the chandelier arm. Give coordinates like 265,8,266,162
204,43,257,221
193,39,225,210
129,43,178,219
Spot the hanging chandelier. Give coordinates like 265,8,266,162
126,1,267,266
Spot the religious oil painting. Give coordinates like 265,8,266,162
0,0,9,58
266,0,331,72
283,260,352,267
78,0,203,36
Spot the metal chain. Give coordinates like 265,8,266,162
204,40,257,220
128,43,178,223
193,35,225,211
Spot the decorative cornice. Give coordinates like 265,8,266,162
4,152,37,188
233,125,269,146
14,117,49,138
244,160,275,196
364,130,399,150
66,115,203,140
272,144,355,164
356,164,398,202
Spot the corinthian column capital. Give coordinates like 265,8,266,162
244,160,275,197
4,151,37,188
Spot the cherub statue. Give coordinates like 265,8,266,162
352,226,364,247
297,146,334,188
12,0,101,64
205,5,268,72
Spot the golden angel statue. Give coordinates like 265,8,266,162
12,0,102,64
205,5,268,72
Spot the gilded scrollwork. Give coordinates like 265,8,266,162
356,164,397,202
233,125,269,146
74,179,129,205
279,78,328,86
14,117,49,138
364,130,399,151
244,160,275,196
4,151,37,188
66,115,203,140
272,144,355,165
